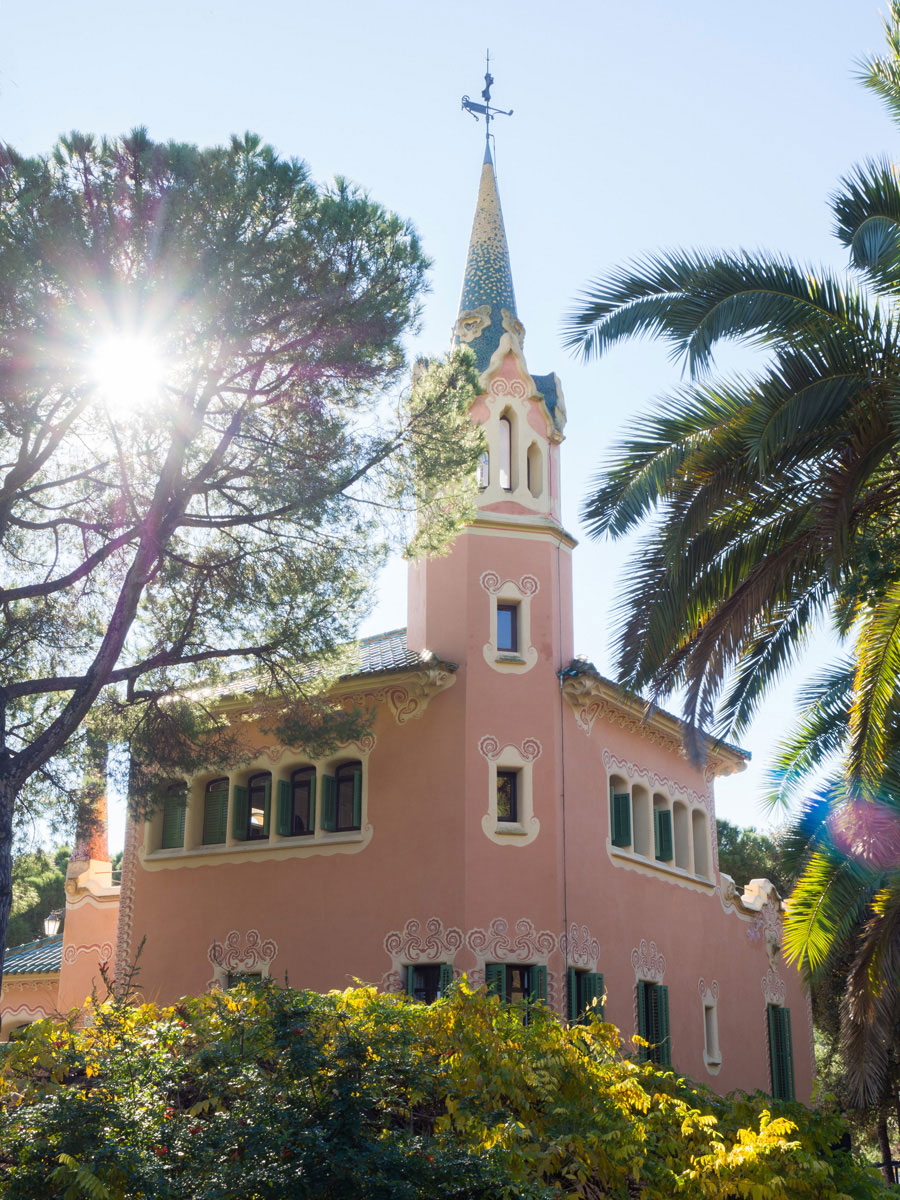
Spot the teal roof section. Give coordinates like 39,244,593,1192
532,373,560,427
454,143,518,372
4,934,62,975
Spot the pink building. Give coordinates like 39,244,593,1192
2,141,811,1103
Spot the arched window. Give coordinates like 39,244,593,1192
160,782,187,850
477,450,490,488
287,766,316,836
499,415,512,490
246,772,271,840
325,760,362,832
526,442,542,497
692,809,710,877
202,778,229,845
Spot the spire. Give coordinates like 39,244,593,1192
455,59,521,372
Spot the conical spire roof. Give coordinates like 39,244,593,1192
454,142,520,372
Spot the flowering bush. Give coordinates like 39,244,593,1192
0,980,887,1198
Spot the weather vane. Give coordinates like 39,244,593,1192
461,50,513,144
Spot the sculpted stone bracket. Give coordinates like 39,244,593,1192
337,663,456,726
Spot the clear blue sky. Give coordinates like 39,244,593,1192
1,0,895,845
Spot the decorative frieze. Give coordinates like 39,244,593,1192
631,938,667,983
207,929,278,989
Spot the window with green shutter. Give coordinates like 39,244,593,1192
320,774,337,831
202,778,229,845
636,980,671,1066
486,964,546,1023
334,761,362,831
243,773,270,840
278,768,315,837
160,785,186,850
654,807,673,861
485,962,506,1000
567,968,605,1023
610,786,631,847
767,1004,795,1101
406,963,453,1003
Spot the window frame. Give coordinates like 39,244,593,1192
567,967,604,1024
496,769,519,823
246,771,271,841
496,602,519,653
202,777,229,846
636,980,671,1066
283,766,316,837
160,783,187,850
767,1003,795,1100
406,962,453,1003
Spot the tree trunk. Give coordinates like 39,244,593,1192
877,1116,894,1184
0,772,16,990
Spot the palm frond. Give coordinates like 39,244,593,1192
832,158,900,296
849,582,900,792
857,2,900,132
782,847,875,975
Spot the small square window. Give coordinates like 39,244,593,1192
497,770,518,822
497,604,518,653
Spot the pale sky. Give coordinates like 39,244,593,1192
1,0,894,846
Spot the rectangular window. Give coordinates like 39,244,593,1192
497,770,518,822
636,980,671,1066
704,1002,721,1064
767,1004,795,1100
497,603,519,652
160,787,186,850
486,963,547,1016
567,967,604,1023
406,963,453,1003
202,779,229,845
226,972,262,989
610,786,631,847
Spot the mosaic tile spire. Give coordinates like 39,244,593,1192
453,141,520,372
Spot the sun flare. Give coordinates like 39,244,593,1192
90,334,165,413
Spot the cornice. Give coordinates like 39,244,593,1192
560,667,747,778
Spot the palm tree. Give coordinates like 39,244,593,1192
563,2,900,1109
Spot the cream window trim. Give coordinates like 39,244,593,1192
700,982,722,1075
479,736,541,847
481,571,539,674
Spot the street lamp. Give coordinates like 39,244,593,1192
43,910,63,938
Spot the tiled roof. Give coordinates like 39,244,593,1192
4,935,62,975
341,628,437,678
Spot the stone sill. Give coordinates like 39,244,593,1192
609,847,715,889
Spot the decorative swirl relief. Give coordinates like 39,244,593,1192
208,929,277,988
480,571,539,597
631,938,667,983
63,941,113,966
761,967,787,1007
383,918,464,963
489,376,528,401
559,923,601,969
698,977,720,1001
466,917,557,962
478,735,542,763
454,304,491,344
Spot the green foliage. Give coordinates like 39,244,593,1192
7,846,68,948
0,981,888,1199
716,820,790,896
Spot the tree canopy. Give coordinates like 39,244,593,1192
0,979,888,1199
0,129,482,980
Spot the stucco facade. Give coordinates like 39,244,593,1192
1,143,812,1103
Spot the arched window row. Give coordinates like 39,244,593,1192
608,774,712,880
477,408,546,501
156,760,363,853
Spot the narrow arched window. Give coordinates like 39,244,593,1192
499,416,512,490
335,761,362,831
202,778,229,845
477,450,490,488
526,442,542,497
246,772,271,840
288,767,316,836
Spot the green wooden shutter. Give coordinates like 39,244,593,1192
636,981,650,1061
657,985,671,1066
531,965,548,1004
406,965,416,997
262,777,271,837
161,795,185,849
612,793,631,847
567,967,578,1023
768,1005,795,1100
584,972,604,1019
202,788,228,845
309,773,317,833
485,963,505,1001
276,779,292,836
656,810,673,861
231,785,249,841
321,775,337,831
438,963,453,995
351,768,362,829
